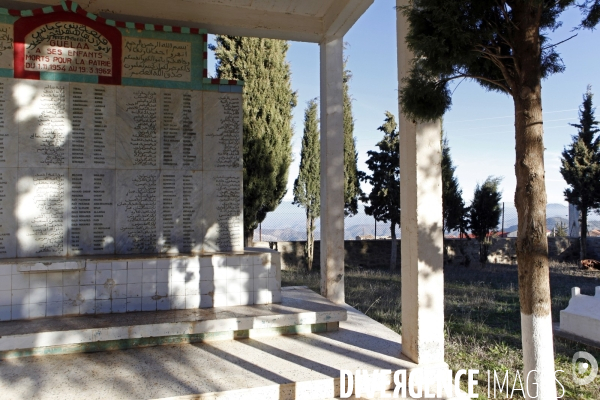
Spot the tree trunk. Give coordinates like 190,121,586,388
306,214,314,272
580,208,588,263
390,221,397,270
479,241,486,267
244,228,254,248
512,4,556,398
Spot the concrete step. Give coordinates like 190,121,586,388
0,286,346,358
0,287,466,399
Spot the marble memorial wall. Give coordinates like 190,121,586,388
0,78,243,258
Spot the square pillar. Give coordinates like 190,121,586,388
319,37,345,304
397,0,445,365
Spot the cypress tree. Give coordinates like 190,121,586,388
293,99,320,271
362,112,400,270
560,86,600,262
343,65,362,216
211,36,297,244
397,1,600,391
441,135,468,236
469,176,502,266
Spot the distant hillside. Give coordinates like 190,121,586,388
255,201,592,241
254,200,398,241
504,216,568,234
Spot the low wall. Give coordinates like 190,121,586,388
263,240,401,270
0,250,282,322
259,237,600,270
443,237,583,266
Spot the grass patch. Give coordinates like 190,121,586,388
282,261,600,399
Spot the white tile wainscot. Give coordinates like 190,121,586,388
0,249,281,321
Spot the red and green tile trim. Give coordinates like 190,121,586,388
0,0,244,86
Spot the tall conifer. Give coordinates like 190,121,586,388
469,176,502,266
343,65,362,216
293,99,320,271
441,135,468,235
560,86,600,261
211,36,297,244
362,112,400,270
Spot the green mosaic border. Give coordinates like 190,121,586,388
0,323,338,359
0,13,17,24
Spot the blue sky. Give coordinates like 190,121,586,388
210,0,600,206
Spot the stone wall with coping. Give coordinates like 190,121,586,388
263,237,600,270
0,251,281,322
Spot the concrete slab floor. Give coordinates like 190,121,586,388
0,287,458,400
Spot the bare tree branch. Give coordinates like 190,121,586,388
542,33,578,49
444,73,511,93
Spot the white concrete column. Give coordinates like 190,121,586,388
319,37,345,304
397,0,445,365
568,203,580,237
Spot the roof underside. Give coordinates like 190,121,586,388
3,0,374,42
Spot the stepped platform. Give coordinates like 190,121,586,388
0,286,344,358
0,287,462,399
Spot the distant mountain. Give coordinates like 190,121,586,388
503,216,568,234
500,203,570,232
255,201,593,241
254,200,399,241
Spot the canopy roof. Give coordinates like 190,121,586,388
6,0,373,42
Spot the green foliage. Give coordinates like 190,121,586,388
293,99,320,271
396,0,595,122
581,0,600,28
554,222,568,237
560,86,600,258
343,65,363,216
361,112,401,269
293,99,321,219
441,134,468,235
469,176,502,265
361,111,400,229
211,36,297,240
561,87,600,210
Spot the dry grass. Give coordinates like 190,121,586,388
282,261,600,399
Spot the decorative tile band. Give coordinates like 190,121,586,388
0,1,206,35
203,78,245,86
0,323,333,359
0,1,243,86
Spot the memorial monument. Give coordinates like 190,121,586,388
0,1,281,322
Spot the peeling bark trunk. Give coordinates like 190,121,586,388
580,209,588,262
512,5,557,399
390,221,397,270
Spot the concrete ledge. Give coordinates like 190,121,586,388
0,323,339,359
553,323,600,350
0,287,346,357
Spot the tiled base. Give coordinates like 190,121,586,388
0,287,346,358
0,250,282,321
